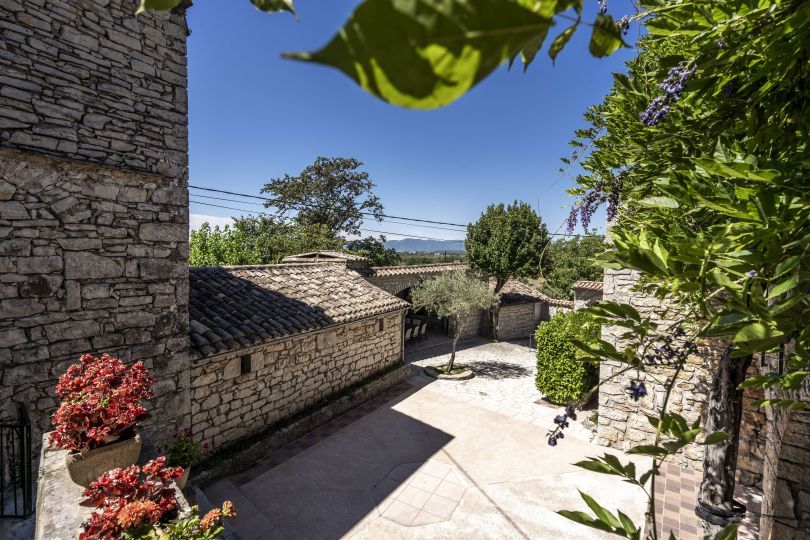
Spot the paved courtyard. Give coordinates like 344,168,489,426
200,340,651,539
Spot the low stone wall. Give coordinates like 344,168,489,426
0,148,190,453
35,432,190,540
190,312,404,455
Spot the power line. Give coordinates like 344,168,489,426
189,185,469,228
189,199,465,242
188,185,603,238
190,192,467,233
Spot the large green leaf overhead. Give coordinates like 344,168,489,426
284,0,554,109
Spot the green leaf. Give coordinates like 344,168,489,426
548,24,578,63
284,0,554,109
251,0,296,15
733,322,784,351
136,0,181,14
639,196,680,209
557,510,613,532
628,445,669,457
589,14,626,58
714,522,739,540
703,431,730,445
579,491,623,530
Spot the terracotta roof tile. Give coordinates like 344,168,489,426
189,263,409,358
571,280,603,291
370,262,468,277
282,251,368,263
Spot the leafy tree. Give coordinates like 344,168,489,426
189,217,342,266
260,156,383,237
411,270,498,371
542,233,607,299
466,201,550,339
344,235,401,266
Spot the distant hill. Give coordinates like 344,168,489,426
384,238,465,253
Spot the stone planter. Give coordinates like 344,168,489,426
176,467,190,490
65,431,141,487
424,365,474,380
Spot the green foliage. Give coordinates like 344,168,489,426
260,156,382,237
541,233,607,299
124,503,235,540
411,270,497,324
189,217,342,266
466,201,550,291
168,431,200,469
344,235,401,266
534,310,599,404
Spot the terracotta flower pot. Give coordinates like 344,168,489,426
176,466,190,490
65,431,142,487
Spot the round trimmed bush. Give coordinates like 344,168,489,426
535,310,599,404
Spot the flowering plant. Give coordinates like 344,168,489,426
167,429,203,469
80,456,182,540
49,354,153,452
123,501,237,540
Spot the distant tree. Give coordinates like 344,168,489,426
466,201,550,340
542,234,607,299
260,156,383,237
189,216,343,266
411,270,498,372
344,235,401,266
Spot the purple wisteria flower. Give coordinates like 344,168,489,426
626,380,647,401
616,15,630,35
640,62,695,126
598,0,608,14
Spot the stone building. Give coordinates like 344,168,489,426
597,267,810,537
0,0,191,449
493,279,572,340
187,263,409,455
571,279,603,309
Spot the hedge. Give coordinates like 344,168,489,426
535,309,599,404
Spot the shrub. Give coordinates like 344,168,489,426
167,428,202,469
49,354,153,452
535,310,599,404
80,456,182,540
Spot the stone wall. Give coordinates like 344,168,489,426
190,312,404,454
597,268,715,469
0,0,189,179
0,149,191,449
759,347,810,539
498,302,541,340
365,274,424,297
0,0,190,451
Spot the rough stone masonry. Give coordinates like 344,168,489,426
0,0,191,451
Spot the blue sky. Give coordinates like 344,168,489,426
186,0,638,244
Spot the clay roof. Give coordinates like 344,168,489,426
281,251,368,263
496,280,547,305
188,264,409,357
369,262,468,277
571,280,603,291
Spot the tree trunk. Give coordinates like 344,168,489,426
489,278,507,341
448,315,463,372
697,348,752,536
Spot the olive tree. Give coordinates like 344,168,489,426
411,270,497,371
466,201,549,340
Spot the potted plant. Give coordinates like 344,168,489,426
79,456,183,540
49,353,153,486
167,429,203,489
130,501,237,540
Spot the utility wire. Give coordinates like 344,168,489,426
189,199,464,242
190,193,468,233
189,185,468,228
189,185,602,238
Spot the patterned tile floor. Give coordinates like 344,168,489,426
207,339,763,540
